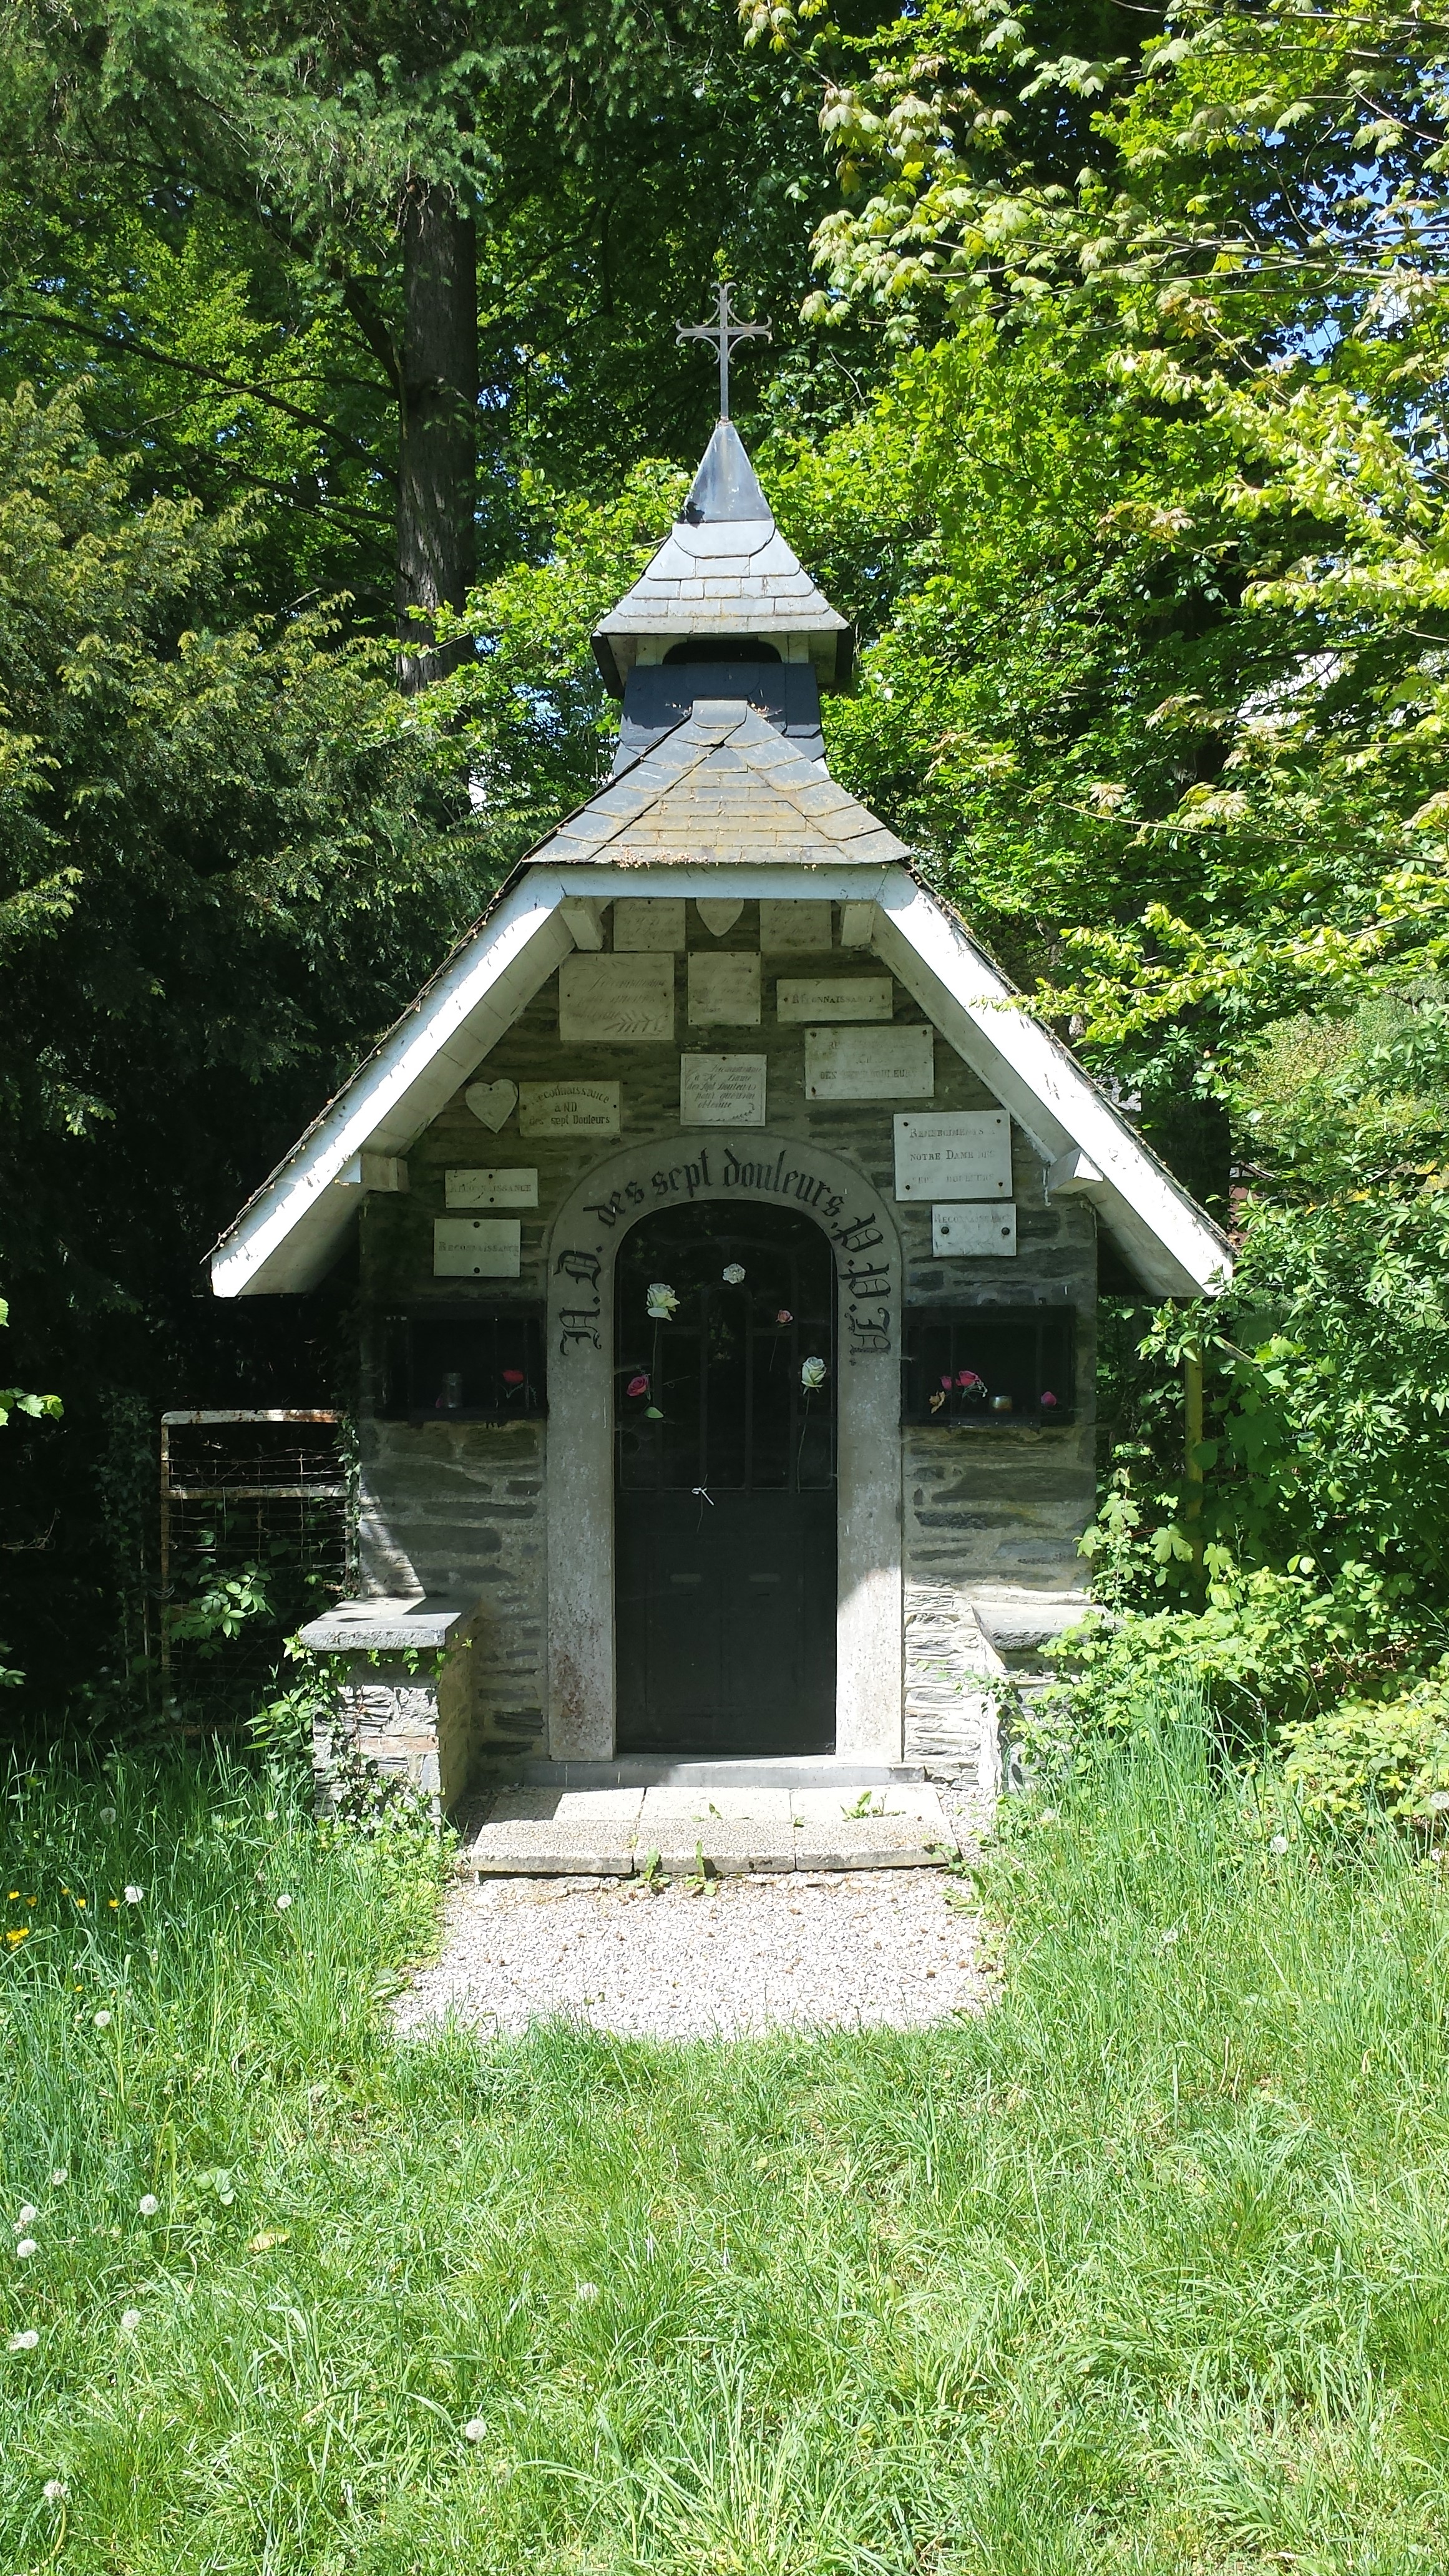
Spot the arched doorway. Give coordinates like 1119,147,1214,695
613,1203,837,1755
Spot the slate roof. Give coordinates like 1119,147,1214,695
593,424,850,694
537,699,905,870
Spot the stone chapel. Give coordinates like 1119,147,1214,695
210,414,1230,1817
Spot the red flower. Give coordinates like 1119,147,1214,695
627,1374,650,1399
1040,1390,1059,1408
502,1370,524,1386
958,1370,983,1388
940,1375,954,1391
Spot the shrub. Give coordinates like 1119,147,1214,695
1283,1668,1449,1831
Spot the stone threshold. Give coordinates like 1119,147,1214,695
474,1756,927,1791
454,1780,959,1879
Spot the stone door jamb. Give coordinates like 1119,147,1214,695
544,1132,904,1762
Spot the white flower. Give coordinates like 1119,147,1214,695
119,2309,142,2335
138,2195,159,2218
575,2280,600,2304
93,2009,112,2029
274,1893,293,1913
1269,1833,1289,1855
99,1808,117,1823
7,2328,39,2351
50,2170,67,2188
16,2240,38,2260
462,2417,487,2441
16,2205,36,2228
721,1263,746,1285
124,1886,144,1906
645,1282,679,1320
801,1356,827,1391
42,2479,67,2502
1159,1926,1180,1948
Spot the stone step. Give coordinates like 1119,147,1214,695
474,1755,926,1792
454,1781,960,1879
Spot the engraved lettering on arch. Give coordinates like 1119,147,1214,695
554,1246,603,1352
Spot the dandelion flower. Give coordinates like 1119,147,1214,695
16,2239,38,2259
574,2280,600,2304
42,2479,67,2502
99,1807,117,1823
124,1886,143,1906
138,2194,159,2219
274,1893,293,1913
1269,1833,1289,1855
120,2309,142,2335
16,2205,36,2228
1160,1926,1180,1948
50,2170,67,2188
462,2417,487,2442
7,2328,38,2351
93,2010,112,2029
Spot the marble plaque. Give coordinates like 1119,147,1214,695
518,1081,622,1138
688,951,761,1027
445,1167,539,1210
680,1053,768,1127
760,899,832,953
894,1110,1012,1200
932,1202,1018,1257
558,953,673,1042
804,1023,934,1102
433,1218,521,1279
613,897,685,951
776,976,893,1023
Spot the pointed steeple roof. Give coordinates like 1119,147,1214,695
593,424,851,697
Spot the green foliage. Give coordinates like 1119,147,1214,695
5,1719,1449,2564
1284,1671,1449,1832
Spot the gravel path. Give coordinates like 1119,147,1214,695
394,1837,990,2042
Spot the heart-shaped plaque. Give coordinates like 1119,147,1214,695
696,898,744,938
464,1078,518,1133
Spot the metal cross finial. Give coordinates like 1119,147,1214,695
675,283,771,421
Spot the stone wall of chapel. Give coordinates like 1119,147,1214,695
354,900,1098,1767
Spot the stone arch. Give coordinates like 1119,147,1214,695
544,1132,904,1762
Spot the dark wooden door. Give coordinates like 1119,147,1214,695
615,1205,836,1755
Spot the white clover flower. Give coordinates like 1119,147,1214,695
1269,1833,1289,1856
462,2417,487,2442
7,2328,39,2351
49,2170,67,2188
16,2240,38,2260
16,2205,36,2228
42,2479,67,2502
93,2010,112,2029
574,2280,600,2305
124,1886,144,1906
120,2309,142,2335
138,2195,159,2218
274,1894,293,1913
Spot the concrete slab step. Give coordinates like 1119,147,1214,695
454,1782,959,1878
473,1757,927,1791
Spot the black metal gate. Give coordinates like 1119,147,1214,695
614,1204,837,1755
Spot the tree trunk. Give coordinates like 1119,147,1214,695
396,179,476,693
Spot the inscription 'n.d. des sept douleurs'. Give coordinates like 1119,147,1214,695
553,1143,894,1360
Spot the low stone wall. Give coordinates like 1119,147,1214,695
298,1598,484,1821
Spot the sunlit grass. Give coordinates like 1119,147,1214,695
2,1716,1448,2572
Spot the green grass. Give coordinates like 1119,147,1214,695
2,1715,1448,2574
